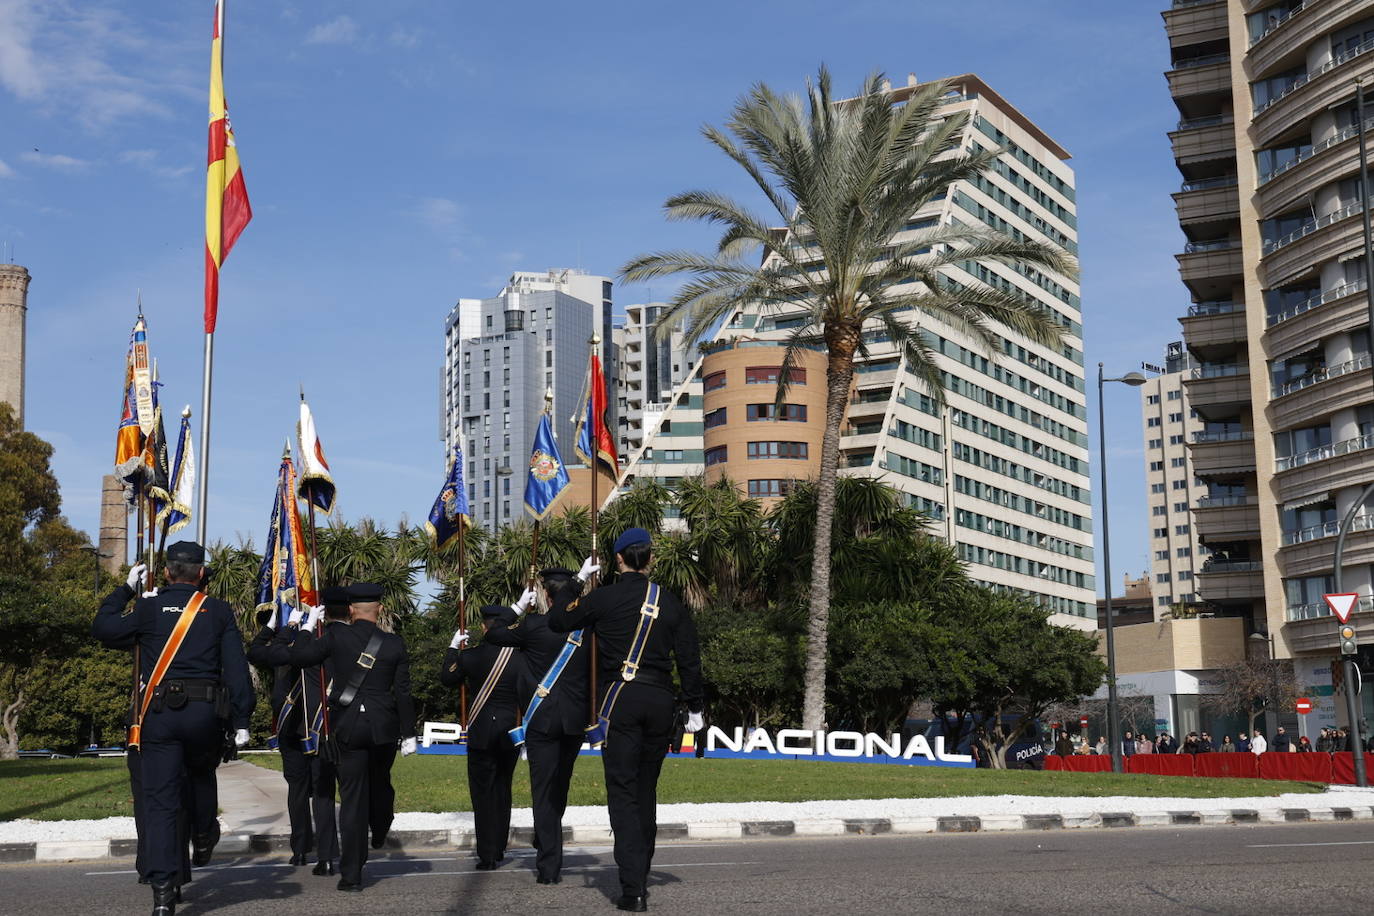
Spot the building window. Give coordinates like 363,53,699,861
1168,434,1184,445
1148,438,1162,449
545,351,553,367
704,371,727,391
1153,527,1167,538
1171,457,1186,467
1167,389,1181,400
704,446,728,466
1151,483,1165,494
748,479,793,498
1155,550,1169,560
484,350,491,366
1177,570,1192,581
1172,479,1187,490
1147,416,1161,427
1174,524,1190,535
1146,394,1160,405
1158,596,1171,606
745,366,806,385
1156,572,1171,583
747,441,809,459
1152,505,1166,516
1149,461,1164,472
704,407,728,429
1167,412,1183,423
1173,502,1187,512
1176,547,1191,557
747,403,807,421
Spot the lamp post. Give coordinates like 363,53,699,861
1098,364,1148,773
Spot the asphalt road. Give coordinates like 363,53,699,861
6,821,1374,914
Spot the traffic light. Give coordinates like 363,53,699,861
1340,624,1358,656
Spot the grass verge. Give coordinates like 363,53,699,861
0,759,132,821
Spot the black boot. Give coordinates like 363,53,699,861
151,880,177,916
191,821,220,867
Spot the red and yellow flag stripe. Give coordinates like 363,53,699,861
204,0,252,334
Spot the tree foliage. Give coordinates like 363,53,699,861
1203,659,1300,736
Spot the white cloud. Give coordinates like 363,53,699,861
20,150,90,172
0,159,15,179
0,0,43,99
306,15,359,45
413,197,460,231
118,149,193,180
388,27,421,49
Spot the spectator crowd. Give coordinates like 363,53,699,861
1054,726,1369,757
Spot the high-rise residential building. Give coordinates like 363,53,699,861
620,74,1095,629
0,262,30,427
612,303,696,457
441,269,611,529
1160,0,1374,731
1140,342,1208,615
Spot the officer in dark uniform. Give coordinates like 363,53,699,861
287,582,416,892
246,585,348,873
485,568,588,884
91,541,254,916
548,529,704,912
440,604,523,870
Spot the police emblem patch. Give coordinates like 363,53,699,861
529,449,561,482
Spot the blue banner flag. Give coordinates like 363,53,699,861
524,414,570,520
425,446,470,549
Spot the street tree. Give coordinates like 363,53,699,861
623,68,1073,728
1203,658,1300,736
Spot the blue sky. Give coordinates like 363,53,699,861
1,1,1181,595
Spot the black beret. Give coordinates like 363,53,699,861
480,604,516,627
346,581,384,602
166,540,206,564
539,567,576,580
320,586,350,607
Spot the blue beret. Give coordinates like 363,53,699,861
613,527,652,554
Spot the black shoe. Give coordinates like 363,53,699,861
289,853,308,866
312,861,336,876
138,875,150,886
336,878,362,892
369,830,388,850
151,880,177,916
191,822,219,867
475,860,497,871
536,874,560,885
615,895,648,912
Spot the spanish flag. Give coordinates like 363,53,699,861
204,0,252,334
573,353,619,477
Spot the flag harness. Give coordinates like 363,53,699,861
585,583,660,748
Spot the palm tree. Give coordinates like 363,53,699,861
622,68,1074,729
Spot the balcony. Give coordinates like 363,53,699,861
1273,432,1374,505
1269,354,1374,429
846,394,891,421
1262,199,1373,286
1195,559,1265,603
1192,496,1261,542
1173,177,1240,227
1278,516,1374,578
1166,57,1231,99
1265,280,1366,358
1176,239,1243,286
1162,0,1228,50
1253,36,1374,149
1187,429,1256,476
1250,2,1374,78
1170,117,1236,167
1286,601,1374,652
1182,361,1250,415
1181,301,1246,353
1258,117,1374,214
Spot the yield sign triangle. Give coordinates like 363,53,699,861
1324,592,1360,623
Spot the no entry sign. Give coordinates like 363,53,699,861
1295,697,1313,715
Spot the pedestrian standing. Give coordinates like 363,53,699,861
440,605,523,870
1271,726,1290,752
1250,729,1267,755
486,568,590,883
91,541,254,916
287,582,417,893
548,529,705,913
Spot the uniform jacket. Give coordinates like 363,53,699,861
486,611,589,737
288,619,415,746
248,621,340,732
547,571,704,713
92,582,254,729
439,641,522,750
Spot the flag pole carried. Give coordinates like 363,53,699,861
426,444,472,732
298,390,336,745
197,0,253,544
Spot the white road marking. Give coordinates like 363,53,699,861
384,861,761,879
1247,841,1374,849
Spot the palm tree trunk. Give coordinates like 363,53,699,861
801,329,859,731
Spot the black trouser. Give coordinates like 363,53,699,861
467,739,519,864
526,728,584,879
313,754,339,863
278,732,316,858
335,739,397,885
601,683,673,898
127,748,193,885
139,702,221,884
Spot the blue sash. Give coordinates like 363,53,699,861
509,629,583,746
585,583,661,748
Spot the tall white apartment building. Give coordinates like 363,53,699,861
620,74,1095,628
612,303,696,457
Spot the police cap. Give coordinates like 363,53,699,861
346,581,384,603
166,540,207,564
320,586,351,608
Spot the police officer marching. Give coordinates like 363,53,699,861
286,582,417,892
485,567,591,884
440,604,524,870
91,540,254,916
548,528,705,912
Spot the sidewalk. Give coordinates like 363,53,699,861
3,761,1374,864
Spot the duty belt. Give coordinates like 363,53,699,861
585,583,660,748
509,630,583,746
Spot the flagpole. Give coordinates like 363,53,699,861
300,391,331,743
457,510,468,732
585,336,601,729
196,334,214,546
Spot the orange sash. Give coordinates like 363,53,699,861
127,592,209,749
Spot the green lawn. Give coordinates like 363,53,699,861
0,759,133,822
246,755,1325,813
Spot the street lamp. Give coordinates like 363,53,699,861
1098,364,1148,774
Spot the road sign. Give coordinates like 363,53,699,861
1324,592,1360,623
1295,697,1313,715
1079,715,1089,729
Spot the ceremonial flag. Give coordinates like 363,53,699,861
204,0,252,334
425,446,470,550
296,397,336,514
144,367,171,516
160,411,195,535
255,455,316,628
574,352,619,476
114,317,153,502
525,414,570,520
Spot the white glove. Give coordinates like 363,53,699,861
577,555,600,582
400,737,417,757
126,563,147,591
303,605,325,631
286,607,305,627
449,630,469,650
234,728,250,748
685,712,704,734
141,588,159,599
512,587,537,616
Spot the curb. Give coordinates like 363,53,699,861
9,804,1374,864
